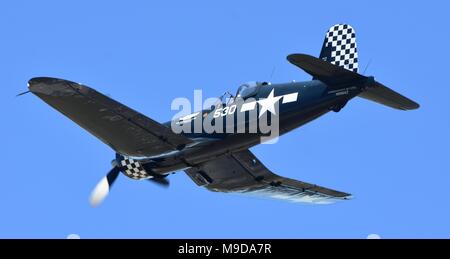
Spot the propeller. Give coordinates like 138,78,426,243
89,162,121,207
89,158,170,207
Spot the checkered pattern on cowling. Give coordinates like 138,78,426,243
324,24,358,72
120,158,151,180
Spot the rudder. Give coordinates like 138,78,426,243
319,24,358,73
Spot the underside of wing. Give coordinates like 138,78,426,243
185,149,351,204
28,77,192,157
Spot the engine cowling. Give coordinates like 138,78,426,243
117,156,153,180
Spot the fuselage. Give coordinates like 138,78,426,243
142,80,362,175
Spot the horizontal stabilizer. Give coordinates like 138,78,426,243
359,81,419,110
287,54,419,110
287,53,367,87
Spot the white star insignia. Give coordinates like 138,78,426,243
257,89,282,117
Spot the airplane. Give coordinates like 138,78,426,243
26,24,419,206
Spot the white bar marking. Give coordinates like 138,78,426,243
282,92,298,104
240,101,257,112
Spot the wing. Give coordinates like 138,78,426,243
28,77,192,157
185,149,351,204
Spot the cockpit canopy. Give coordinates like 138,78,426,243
236,81,269,99
217,81,270,106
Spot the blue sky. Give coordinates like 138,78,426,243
1,1,449,238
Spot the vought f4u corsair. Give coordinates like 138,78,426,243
27,24,419,206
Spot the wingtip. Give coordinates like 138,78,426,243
409,102,420,110
28,77,61,88
286,53,310,63
27,77,83,96
343,195,353,200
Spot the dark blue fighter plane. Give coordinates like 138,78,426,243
27,24,419,206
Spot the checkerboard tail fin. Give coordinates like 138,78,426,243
319,24,358,74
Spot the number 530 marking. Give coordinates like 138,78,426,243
213,105,237,118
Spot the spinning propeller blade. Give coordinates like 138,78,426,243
89,166,120,207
